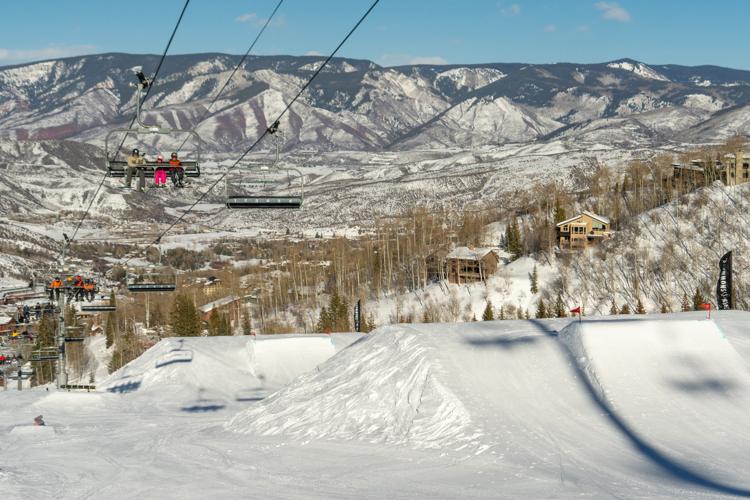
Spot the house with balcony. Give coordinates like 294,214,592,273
556,211,612,249
446,247,499,284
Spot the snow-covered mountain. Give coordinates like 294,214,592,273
3,54,750,151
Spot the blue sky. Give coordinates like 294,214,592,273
1,1,749,69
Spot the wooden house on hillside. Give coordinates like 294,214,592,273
556,211,612,249
446,247,499,284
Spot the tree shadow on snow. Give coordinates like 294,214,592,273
526,318,750,498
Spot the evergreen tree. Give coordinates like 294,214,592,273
535,299,547,319
554,293,567,318
505,220,523,260
619,303,631,315
516,304,524,320
170,293,201,337
36,313,56,347
635,297,646,314
609,300,618,316
660,302,669,314
524,309,530,320
482,301,494,321
316,306,333,333
681,293,691,312
207,309,231,336
498,304,505,320
318,290,351,332
530,265,539,294
692,288,706,311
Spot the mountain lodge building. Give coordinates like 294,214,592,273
446,247,499,284
556,211,612,249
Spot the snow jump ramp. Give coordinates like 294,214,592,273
228,315,750,496
99,334,360,404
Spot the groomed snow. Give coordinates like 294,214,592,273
1,314,750,499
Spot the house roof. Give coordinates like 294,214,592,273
446,247,496,261
199,295,241,314
556,211,610,227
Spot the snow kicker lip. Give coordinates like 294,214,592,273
554,318,750,498
226,326,484,453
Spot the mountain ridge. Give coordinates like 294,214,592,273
3,53,750,152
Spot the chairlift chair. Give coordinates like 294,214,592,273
127,266,177,293
80,304,117,313
31,347,59,362
104,73,201,178
225,165,304,209
225,127,303,209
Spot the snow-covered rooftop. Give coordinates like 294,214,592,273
446,247,496,261
198,295,242,314
557,211,610,227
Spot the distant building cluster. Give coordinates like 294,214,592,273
672,151,750,190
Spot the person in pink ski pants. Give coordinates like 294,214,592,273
154,154,168,187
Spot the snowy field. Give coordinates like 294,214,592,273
2,313,750,499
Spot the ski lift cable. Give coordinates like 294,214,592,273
120,0,381,268
110,0,192,163
175,0,285,155
60,0,192,260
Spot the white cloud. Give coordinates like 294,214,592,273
0,44,97,64
377,54,448,66
543,24,557,32
594,2,632,22
304,50,322,57
235,12,285,27
501,3,521,16
409,56,448,65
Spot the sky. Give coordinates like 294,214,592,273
1,0,750,69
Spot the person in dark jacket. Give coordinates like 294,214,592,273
169,152,184,188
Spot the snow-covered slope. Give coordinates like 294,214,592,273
228,314,750,499
3,314,750,498
100,334,361,406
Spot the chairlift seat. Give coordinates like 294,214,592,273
127,283,176,293
226,196,302,210
107,160,201,178
80,305,117,312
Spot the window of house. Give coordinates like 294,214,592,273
573,226,585,234
562,225,569,232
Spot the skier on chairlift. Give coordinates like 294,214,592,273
125,148,146,192
169,152,184,188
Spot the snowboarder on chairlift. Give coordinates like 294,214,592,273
169,152,184,188
125,148,146,192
